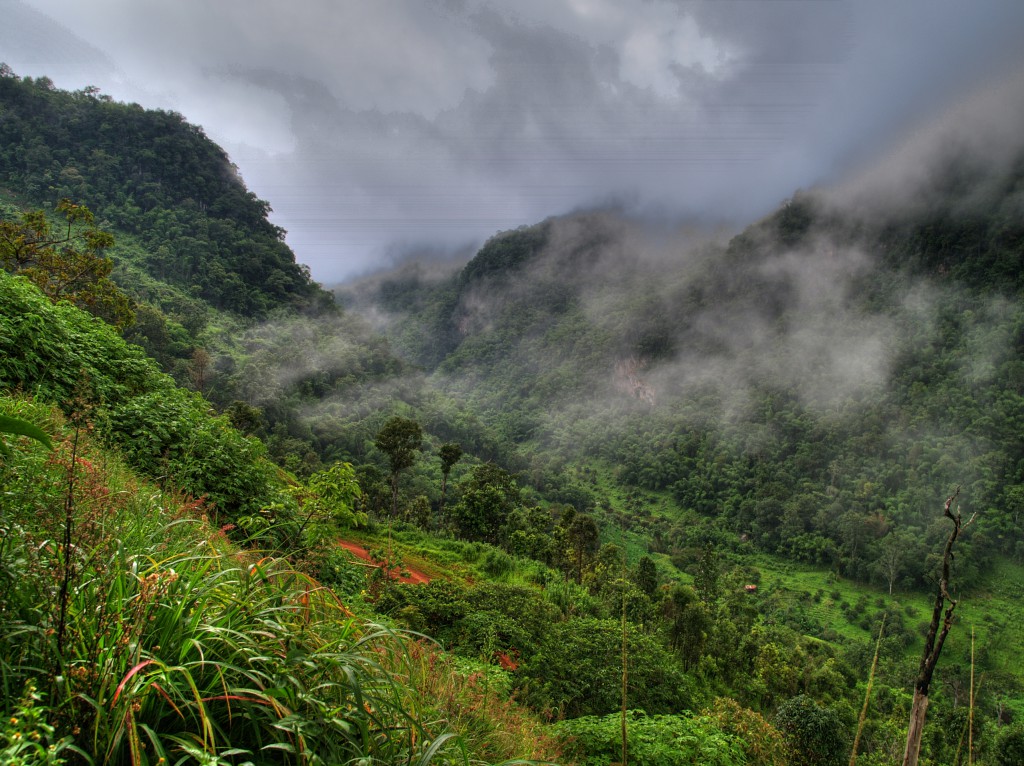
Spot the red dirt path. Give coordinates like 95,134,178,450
338,539,431,585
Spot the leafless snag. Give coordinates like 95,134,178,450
902,487,976,766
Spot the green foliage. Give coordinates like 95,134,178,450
377,579,471,636
0,412,52,458
304,460,364,529
375,415,424,517
875,148,1024,293
501,504,555,562
458,224,549,287
0,271,284,524
381,579,561,667
451,463,521,543
554,710,747,766
329,137,1024,607
704,697,791,766
635,555,658,599
376,415,424,476
774,694,849,766
439,441,464,475
480,548,515,579
994,722,1024,766
662,585,712,672
564,513,601,583
0,407,476,766
397,644,561,763
694,542,721,603
6,59,1024,766
0,199,134,328
523,617,697,717
107,389,280,520
1,683,75,765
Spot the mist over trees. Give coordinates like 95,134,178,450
338,167,1024,581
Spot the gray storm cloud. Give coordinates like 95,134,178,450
823,69,1024,219
3,0,1024,281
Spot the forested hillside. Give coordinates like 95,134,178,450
0,68,329,317
3,65,1024,765
343,132,1024,582
331,97,1024,762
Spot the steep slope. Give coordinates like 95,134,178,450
0,269,284,522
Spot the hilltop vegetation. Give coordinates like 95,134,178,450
3,65,1024,765
0,66,326,317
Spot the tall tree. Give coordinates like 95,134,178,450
566,513,601,584
374,416,423,518
634,555,658,600
451,463,519,543
875,528,912,595
295,461,363,544
187,348,212,393
694,542,721,604
437,441,463,525
902,489,976,766
662,584,711,671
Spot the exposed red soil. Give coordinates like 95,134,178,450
338,539,431,585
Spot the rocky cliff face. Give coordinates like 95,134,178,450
614,355,656,405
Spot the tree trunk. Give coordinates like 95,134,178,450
902,690,929,766
850,614,886,766
900,489,975,766
439,474,449,526
621,578,628,766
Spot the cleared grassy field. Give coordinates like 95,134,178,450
584,460,1024,693
751,554,1022,665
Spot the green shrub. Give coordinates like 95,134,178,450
554,710,746,766
0,272,286,525
523,617,698,717
774,694,848,766
105,388,281,521
994,723,1024,766
1,683,77,766
480,548,514,579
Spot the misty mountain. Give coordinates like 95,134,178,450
3,60,1022,582
337,92,1024,574
3,60,1024,764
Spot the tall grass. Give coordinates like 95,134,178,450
395,643,561,764
56,540,458,765
0,398,470,765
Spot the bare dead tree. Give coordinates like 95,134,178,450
902,488,976,766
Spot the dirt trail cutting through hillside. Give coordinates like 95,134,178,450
338,539,431,584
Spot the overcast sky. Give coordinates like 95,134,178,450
2,0,1023,283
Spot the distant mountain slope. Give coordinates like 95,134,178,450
339,105,1024,578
